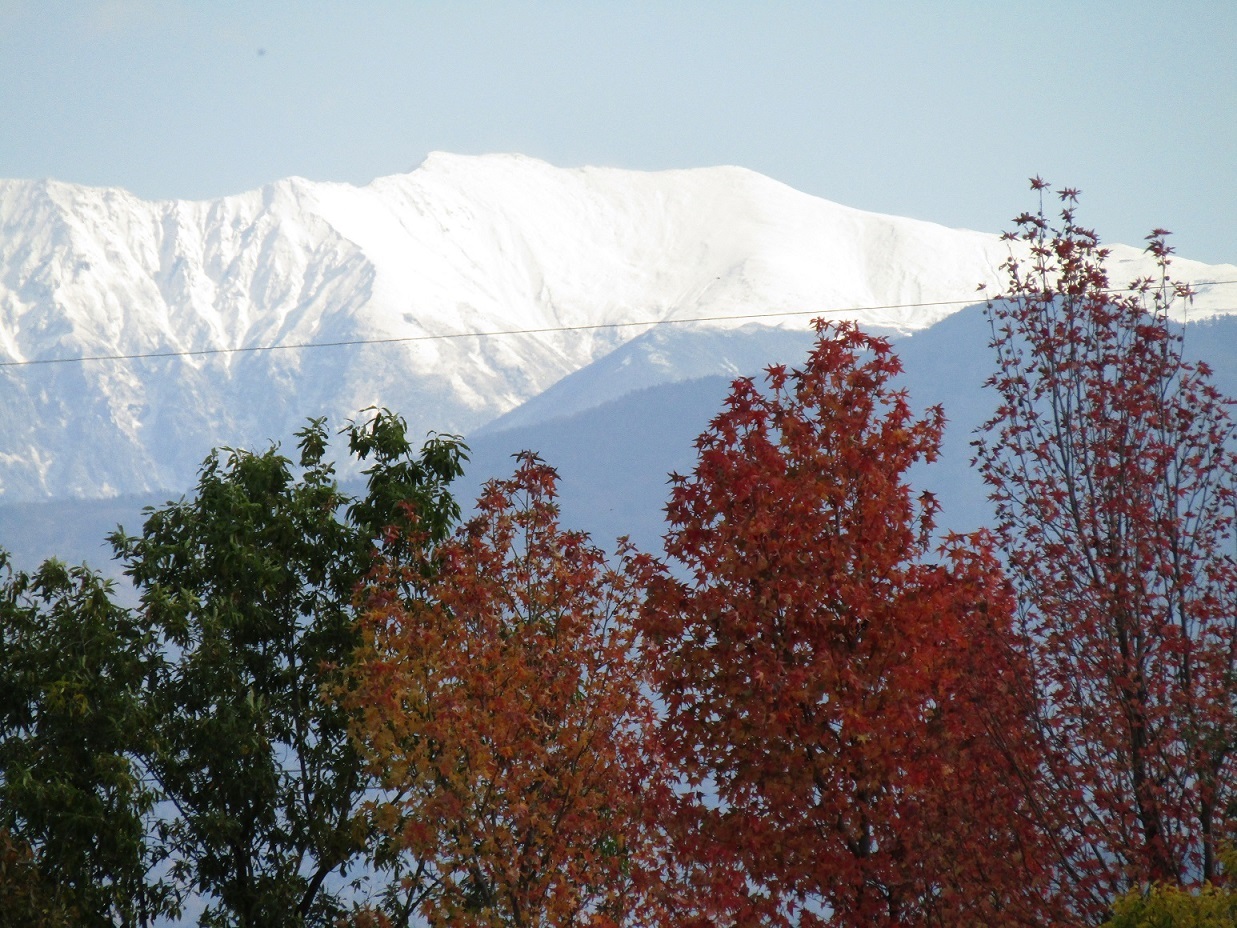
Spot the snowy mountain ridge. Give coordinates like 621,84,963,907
2,152,1233,501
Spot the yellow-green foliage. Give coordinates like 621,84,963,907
1106,850,1237,928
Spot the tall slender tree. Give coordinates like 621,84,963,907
973,181,1237,920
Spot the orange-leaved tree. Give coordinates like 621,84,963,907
346,454,663,928
639,320,1054,927
973,181,1237,920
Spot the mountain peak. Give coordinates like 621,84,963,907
1,156,1233,501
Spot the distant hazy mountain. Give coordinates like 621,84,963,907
467,308,1237,557
4,152,1232,503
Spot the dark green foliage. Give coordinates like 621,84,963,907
1,409,465,928
346,409,467,550
0,556,174,927
107,411,466,928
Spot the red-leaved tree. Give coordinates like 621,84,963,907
346,454,662,928
973,180,1237,919
639,321,1054,927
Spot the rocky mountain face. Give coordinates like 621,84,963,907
1,153,1233,506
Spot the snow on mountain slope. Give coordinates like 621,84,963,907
1,152,1233,502
475,323,826,434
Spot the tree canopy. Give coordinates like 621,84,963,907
347,453,662,927
3,185,1236,926
639,321,1052,927
974,181,1237,921
3,410,467,928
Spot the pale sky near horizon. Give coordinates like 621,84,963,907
1,1,1233,265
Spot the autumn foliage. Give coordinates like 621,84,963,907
638,321,1052,927
0,828,73,928
346,454,661,927
974,181,1237,920
6,186,1236,928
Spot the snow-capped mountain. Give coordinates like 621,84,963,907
1,152,1234,503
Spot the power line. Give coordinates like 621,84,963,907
2,279,1235,370
0,300,960,368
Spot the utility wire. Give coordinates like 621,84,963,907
2,279,1235,370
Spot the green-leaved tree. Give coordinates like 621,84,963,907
0,557,174,927
107,411,466,928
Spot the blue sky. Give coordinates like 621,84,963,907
1,1,1233,264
